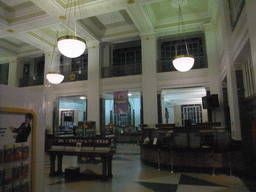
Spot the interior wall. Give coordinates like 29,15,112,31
202,107,208,123
174,105,182,127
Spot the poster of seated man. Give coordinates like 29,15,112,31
9,113,32,143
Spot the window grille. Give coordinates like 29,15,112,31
160,37,207,71
181,104,202,126
113,46,141,66
244,57,255,97
71,54,88,71
114,103,131,127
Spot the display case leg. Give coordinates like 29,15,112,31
157,148,161,171
229,151,232,176
211,149,216,176
171,149,174,174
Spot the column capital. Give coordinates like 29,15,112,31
87,41,101,49
44,50,61,58
8,56,18,63
140,33,157,42
203,23,213,32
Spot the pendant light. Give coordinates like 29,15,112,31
46,72,64,84
57,0,86,58
172,1,194,72
46,31,64,84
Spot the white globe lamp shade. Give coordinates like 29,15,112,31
172,54,195,72
57,35,86,58
46,72,64,84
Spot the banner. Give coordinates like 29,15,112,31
114,91,129,114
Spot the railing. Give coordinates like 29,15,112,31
157,55,208,72
62,70,88,83
19,76,44,87
101,63,142,78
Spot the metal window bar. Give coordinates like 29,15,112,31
113,46,141,66
245,57,255,96
182,105,202,126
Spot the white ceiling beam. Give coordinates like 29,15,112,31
122,0,154,35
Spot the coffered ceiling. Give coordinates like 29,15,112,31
0,0,213,61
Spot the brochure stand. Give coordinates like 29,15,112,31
0,107,37,192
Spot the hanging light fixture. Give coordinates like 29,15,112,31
46,31,64,84
57,0,86,58
172,0,194,72
46,72,64,84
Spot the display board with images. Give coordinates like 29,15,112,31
77,121,96,137
0,110,34,192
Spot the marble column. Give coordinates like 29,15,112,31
204,23,225,126
141,34,158,125
8,56,21,87
245,0,256,86
219,0,241,140
87,42,101,135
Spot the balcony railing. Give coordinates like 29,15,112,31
157,55,208,72
62,70,88,83
19,76,44,87
101,63,142,78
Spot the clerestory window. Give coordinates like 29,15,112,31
113,46,141,66
159,36,207,72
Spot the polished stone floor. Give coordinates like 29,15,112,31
44,143,254,192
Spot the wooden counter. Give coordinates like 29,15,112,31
141,145,230,169
140,126,235,172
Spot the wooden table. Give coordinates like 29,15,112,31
47,149,114,180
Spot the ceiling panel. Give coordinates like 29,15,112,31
163,87,207,105
0,0,47,24
1,0,30,7
0,0,214,60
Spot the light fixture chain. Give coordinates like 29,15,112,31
74,0,77,36
57,0,86,58
179,5,190,55
172,2,195,72
78,0,82,23
185,40,190,55
67,0,72,36
49,31,59,72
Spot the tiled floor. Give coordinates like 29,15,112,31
44,143,254,192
